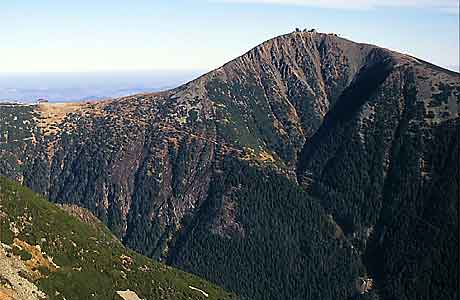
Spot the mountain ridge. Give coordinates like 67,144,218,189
0,176,235,300
0,30,458,300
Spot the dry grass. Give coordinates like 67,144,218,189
13,238,59,277
241,148,275,163
0,290,14,300
33,101,111,158
34,101,109,136
34,103,84,136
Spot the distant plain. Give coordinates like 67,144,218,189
0,70,204,103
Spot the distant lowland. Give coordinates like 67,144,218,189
0,70,204,103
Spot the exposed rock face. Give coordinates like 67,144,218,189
1,31,458,300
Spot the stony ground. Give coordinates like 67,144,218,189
0,243,46,300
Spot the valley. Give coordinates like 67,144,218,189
0,30,458,300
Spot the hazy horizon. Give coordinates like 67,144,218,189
1,46,457,103
1,1,458,73
0,70,205,103
1,1,458,102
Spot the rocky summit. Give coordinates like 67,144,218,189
1,31,458,300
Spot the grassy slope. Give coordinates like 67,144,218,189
0,176,235,300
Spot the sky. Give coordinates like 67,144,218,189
0,0,458,73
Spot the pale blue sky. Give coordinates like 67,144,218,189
0,0,458,73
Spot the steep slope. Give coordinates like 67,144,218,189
0,31,390,247
296,54,459,300
166,157,371,300
0,30,459,300
0,176,235,300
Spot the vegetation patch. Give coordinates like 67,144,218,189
0,176,235,300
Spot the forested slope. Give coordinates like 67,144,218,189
0,30,458,300
167,157,373,300
297,52,459,300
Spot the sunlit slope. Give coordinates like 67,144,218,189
0,176,235,300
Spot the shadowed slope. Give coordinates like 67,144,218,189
0,30,458,300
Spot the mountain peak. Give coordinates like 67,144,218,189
0,32,458,300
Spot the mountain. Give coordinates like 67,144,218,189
0,176,235,300
295,44,459,300
0,30,458,300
